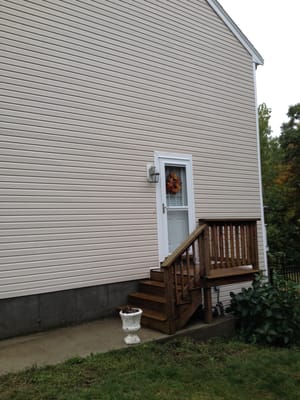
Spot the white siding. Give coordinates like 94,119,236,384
0,0,264,299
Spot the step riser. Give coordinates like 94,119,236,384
141,316,171,334
128,296,166,313
150,270,164,282
139,283,165,297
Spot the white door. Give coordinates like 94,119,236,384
155,153,195,261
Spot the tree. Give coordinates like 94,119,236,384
279,104,300,221
258,103,281,194
258,104,284,260
259,103,300,265
278,104,300,263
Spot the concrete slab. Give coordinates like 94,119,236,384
0,316,234,376
0,317,167,375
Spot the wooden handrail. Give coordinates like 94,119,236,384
199,218,260,224
159,218,260,330
161,222,207,333
161,223,207,268
199,219,260,275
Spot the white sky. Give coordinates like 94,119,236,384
218,0,300,137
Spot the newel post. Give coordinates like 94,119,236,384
203,223,213,323
163,267,176,334
251,220,259,270
198,221,211,275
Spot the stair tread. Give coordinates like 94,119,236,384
140,280,165,287
118,305,167,322
129,292,166,303
141,308,168,322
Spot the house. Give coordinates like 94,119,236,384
0,0,266,339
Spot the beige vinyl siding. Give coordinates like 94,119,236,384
0,0,264,299
212,282,253,310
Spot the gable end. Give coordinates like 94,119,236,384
206,0,264,65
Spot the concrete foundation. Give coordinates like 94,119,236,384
0,280,139,340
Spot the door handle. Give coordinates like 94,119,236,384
162,203,166,214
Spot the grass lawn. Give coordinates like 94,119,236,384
0,338,299,400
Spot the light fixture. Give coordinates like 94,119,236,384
147,163,160,183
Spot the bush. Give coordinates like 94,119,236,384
227,273,300,346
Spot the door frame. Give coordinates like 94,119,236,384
155,151,196,262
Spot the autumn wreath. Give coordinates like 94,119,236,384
166,172,182,194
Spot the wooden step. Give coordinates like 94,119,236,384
150,269,164,282
119,306,167,322
128,292,166,312
118,304,171,334
139,280,165,296
123,268,203,334
140,308,172,334
142,308,167,322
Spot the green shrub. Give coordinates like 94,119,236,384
227,273,300,346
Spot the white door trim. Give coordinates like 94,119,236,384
155,152,196,262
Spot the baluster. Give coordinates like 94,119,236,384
246,222,251,264
230,223,234,267
186,249,191,292
204,225,211,276
198,229,205,277
173,261,179,303
219,223,225,268
212,224,218,269
235,224,240,266
224,223,230,267
192,241,197,286
180,256,185,301
252,221,259,270
241,223,246,265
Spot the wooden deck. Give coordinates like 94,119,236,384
124,219,260,333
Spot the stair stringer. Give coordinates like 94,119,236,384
125,268,204,335
174,288,202,331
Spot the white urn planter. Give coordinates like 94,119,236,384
119,307,143,345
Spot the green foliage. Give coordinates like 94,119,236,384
228,273,300,346
279,104,300,258
259,102,300,264
258,103,279,182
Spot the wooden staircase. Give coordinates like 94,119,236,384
128,269,202,334
123,219,260,335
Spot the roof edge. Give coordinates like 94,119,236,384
206,0,264,66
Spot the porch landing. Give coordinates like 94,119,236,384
0,316,235,375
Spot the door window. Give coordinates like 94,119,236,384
165,165,189,252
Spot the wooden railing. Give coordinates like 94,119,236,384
199,219,260,323
160,219,260,328
199,219,259,278
161,223,207,302
161,223,207,333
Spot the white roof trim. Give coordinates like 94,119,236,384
206,0,264,65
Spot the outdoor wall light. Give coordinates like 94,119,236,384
147,164,160,183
